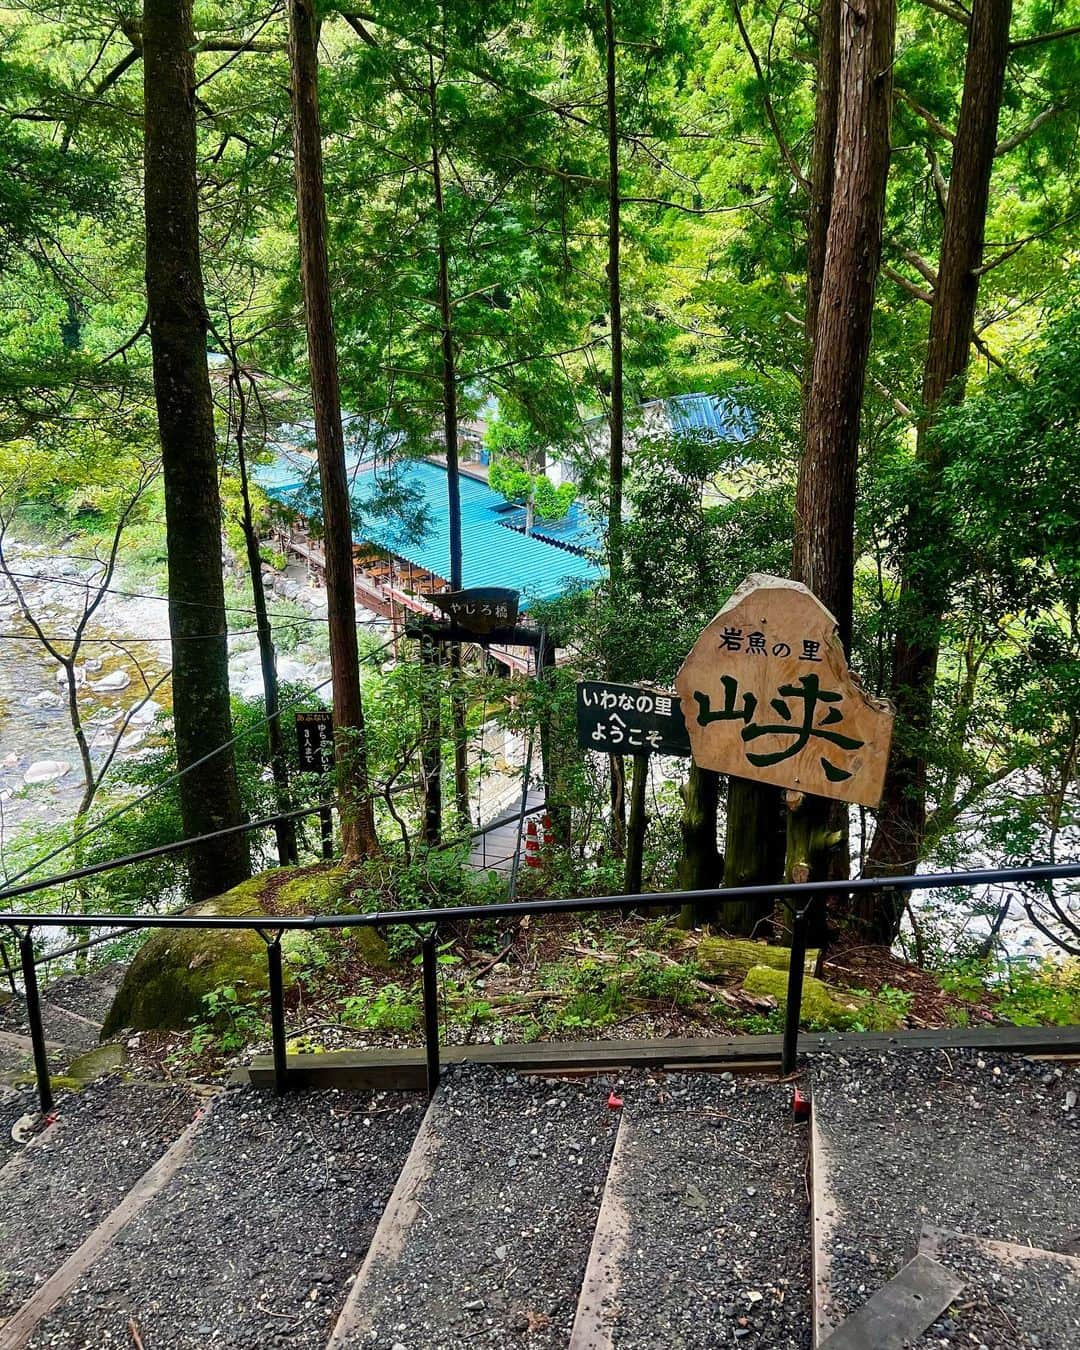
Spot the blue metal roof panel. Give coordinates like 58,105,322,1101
256,456,602,609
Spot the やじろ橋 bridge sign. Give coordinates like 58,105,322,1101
576,681,692,756
674,574,894,807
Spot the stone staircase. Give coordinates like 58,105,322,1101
0,1050,1074,1348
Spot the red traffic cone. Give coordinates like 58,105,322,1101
524,818,541,869
542,812,554,847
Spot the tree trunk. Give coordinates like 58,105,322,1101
864,0,1013,938
603,0,627,860
430,64,471,834
721,0,839,925
721,778,786,934
677,762,722,927
287,0,378,860
804,0,841,418
538,633,572,848
795,0,895,655
787,0,896,927
234,386,297,866
623,753,648,895
142,0,249,901
420,630,442,847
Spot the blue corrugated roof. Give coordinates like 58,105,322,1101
499,501,601,554
256,454,601,609
655,393,755,441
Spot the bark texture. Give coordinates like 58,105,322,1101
142,0,249,900
863,0,1012,933
288,0,378,859
795,0,896,652
787,0,896,924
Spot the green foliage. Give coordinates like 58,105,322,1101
944,957,1080,1028
188,983,267,1058
340,980,421,1032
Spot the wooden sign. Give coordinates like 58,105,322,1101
423,587,519,635
674,574,893,807
576,681,692,756
295,709,335,774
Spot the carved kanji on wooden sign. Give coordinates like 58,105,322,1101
675,574,894,807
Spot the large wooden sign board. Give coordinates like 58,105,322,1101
674,574,893,807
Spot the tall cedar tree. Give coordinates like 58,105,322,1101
862,0,1014,934
142,0,249,899
288,0,379,860
788,0,895,899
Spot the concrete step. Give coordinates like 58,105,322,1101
810,1047,1080,1345
328,1064,620,1349
0,1078,200,1337
569,1075,811,1350
24,1086,422,1350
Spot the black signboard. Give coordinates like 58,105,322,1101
423,587,519,635
576,681,692,757
295,709,335,774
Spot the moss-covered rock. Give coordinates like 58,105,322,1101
740,964,904,1031
66,1042,127,1083
101,864,389,1035
697,937,819,980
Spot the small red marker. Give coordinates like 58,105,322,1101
792,1086,810,1120
606,1091,624,1110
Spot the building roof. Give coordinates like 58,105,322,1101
256,452,602,610
660,393,754,441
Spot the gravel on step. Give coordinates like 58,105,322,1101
912,1233,1080,1350
0,994,101,1052
353,1063,620,1349
604,1073,811,1350
38,968,121,1026
810,1048,1080,1330
29,1086,424,1350
0,1076,199,1320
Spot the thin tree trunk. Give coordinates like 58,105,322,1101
603,0,627,859
721,778,786,933
287,0,378,861
142,0,249,901
864,0,1013,936
804,0,841,423
420,631,442,846
233,377,297,866
430,61,470,834
677,762,722,927
623,753,648,895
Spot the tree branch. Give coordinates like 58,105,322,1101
1010,24,1080,52
883,263,935,304
894,87,956,143
995,105,1061,156
911,0,970,27
729,0,809,192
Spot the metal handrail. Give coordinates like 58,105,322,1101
3,858,1078,1116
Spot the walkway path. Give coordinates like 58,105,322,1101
467,789,545,876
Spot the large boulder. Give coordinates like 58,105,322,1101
102,864,388,1036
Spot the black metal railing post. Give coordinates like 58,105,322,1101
782,901,812,1076
320,805,333,861
18,929,54,1117
265,933,289,1096
421,931,440,1098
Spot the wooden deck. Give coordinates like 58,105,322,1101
236,1022,1080,1092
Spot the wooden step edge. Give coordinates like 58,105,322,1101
567,1110,632,1350
810,1109,841,1348
0,1095,217,1350
324,1090,443,1349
